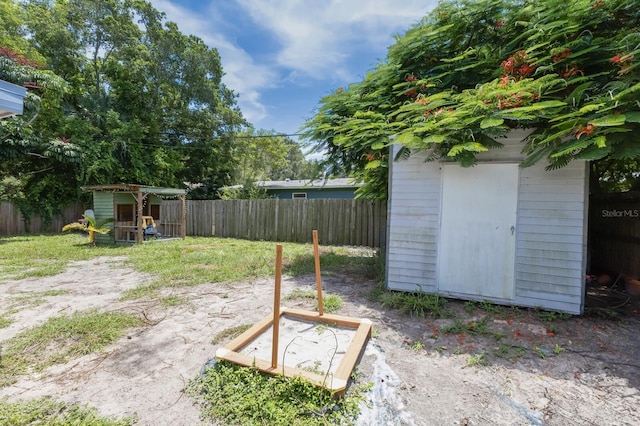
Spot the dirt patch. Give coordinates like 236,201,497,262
0,258,639,425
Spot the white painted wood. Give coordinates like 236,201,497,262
513,160,588,314
438,163,519,300
386,130,588,314
386,146,441,293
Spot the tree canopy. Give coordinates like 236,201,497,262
1,0,246,221
301,0,640,199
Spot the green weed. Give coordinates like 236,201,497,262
212,324,252,345
553,343,565,354
373,287,450,318
441,316,491,336
410,341,425,352
188,361,370,425
479,300,500,314
465,353,489,367
536,308,572,322
284,289,343,314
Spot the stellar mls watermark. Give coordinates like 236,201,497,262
601,209,639,218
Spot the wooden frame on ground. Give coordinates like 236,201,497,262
215,230,372,395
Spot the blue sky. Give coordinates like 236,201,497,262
148,0,438,143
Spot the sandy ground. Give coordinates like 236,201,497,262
0,256,639,425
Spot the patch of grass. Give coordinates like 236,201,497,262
441,316,491,336
0,234,130,283
0,310,141,387
553,343,565,354
464,300,479,313
409,341,425,352
465,353,489,367
479,300,500,314
12,289,70,308
493,344,511,358
212,324,252,345
0,315,12,329
159,295,187,307
1,236,378,305
0,397,134,425
284,289,343,314
535,308,572,322
187,361,370,425
372,287,451,318
285,247,382,279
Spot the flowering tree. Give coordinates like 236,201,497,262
302,0,640,198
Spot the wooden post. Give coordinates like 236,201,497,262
313,230,324,316
181,194,186,239
271,244,283,369
136,190,144,243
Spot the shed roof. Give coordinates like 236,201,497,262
81,184,186,196
256,178,360,190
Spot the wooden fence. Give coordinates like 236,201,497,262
0,202,85,235
589,192,640,277
163,199,387,247
1,199,387,248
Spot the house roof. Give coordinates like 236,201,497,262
81,184,186,196
0,79,26,118
256,178,360,190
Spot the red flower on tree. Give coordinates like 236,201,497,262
573,123,596,139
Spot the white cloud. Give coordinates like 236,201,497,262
147,0,276,123
234,0,436,81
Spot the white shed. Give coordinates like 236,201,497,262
385,129,589,314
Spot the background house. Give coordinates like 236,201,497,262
257,178,360,199
385,130,589,314
0,79,26,118
82,184,186,244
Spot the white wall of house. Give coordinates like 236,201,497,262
386,130,589,314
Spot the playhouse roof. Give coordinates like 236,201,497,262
81,184,186,197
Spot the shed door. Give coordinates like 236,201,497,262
438,163,518,300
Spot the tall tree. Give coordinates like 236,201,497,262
302,0,640,199
19,0,245,202
229,128,319,184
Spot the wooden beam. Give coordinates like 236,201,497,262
136,190,143,243
313,230,324,315
180,194,186,239
272,244,282,368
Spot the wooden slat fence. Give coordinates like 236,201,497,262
589,192,640,277
162,199,387,247
0,202,85,235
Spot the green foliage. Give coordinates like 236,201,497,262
440,317,491,336
284,289,343,314
2,0,247,220
535,308,572,322
230,128,318,184
218,181,272,200
62,213,113,244
188,361,368,425
372,287,450,318
302,0,640,198
211,324,252,345
0,397,134,426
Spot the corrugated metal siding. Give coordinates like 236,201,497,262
514,161,588,314
386,130,588,314
386,146,441,293
93,192,115,244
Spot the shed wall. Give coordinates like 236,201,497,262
386,132,588,313
93,192,114,244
